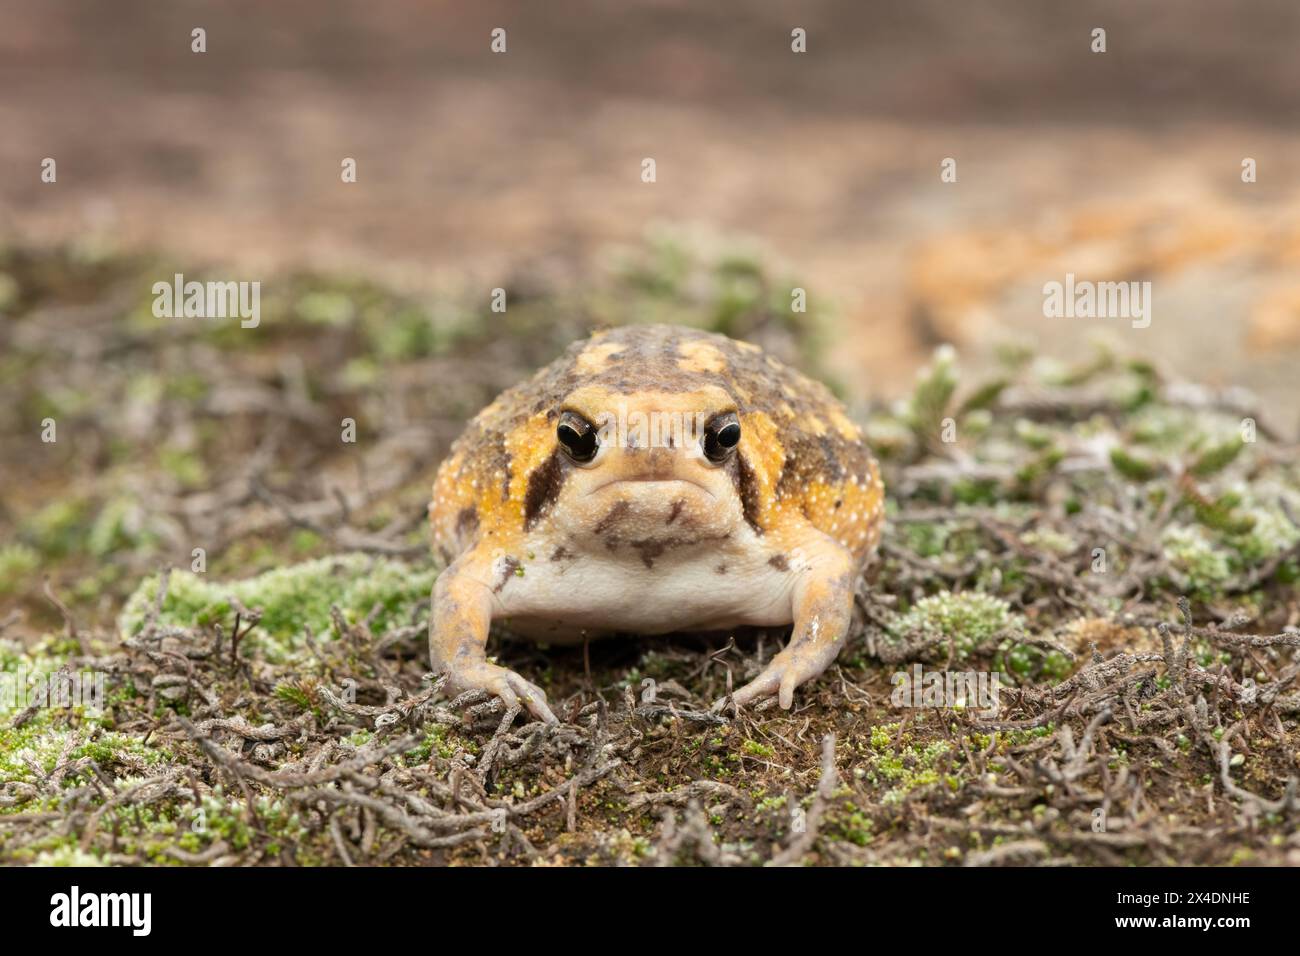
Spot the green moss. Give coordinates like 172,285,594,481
273,680,319,715
958,380,1008,416
997,644,1074,684
863,417,915,459
1019,528,1076,556
1110,448,1160,482
73,733,170,771
20,498,91,558
290,529,325,554
825,806,874,846
863,722,957,804
0,659,166,793
118,554,436,663
1015,447,1064,485
295,290,356,327
1187,490,1256,536
906,346,958,447
1013,419,1055,450
30,846,108,867
899,521,950,559
0,544,39,595
87,496,152,557
1189,439,1245,477
369,307,438,360
755,793,788,813
158,447,208,489
1162,525,1232,591
952,478,1000,506
402,722,466,764
1229,496,1300,563
889,591,1020,658
0,271,18,310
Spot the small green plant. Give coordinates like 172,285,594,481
889,590,1020,658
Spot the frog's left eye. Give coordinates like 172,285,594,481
702,412,741,463
557,411,599,463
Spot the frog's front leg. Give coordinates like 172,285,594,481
430,547,558,724
720,533,856,711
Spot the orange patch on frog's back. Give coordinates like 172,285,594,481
575,340,624,373
676,339,728,374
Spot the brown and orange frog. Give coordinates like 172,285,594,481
429,324,883,722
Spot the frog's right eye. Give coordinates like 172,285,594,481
557,411,599,463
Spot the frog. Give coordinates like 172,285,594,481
429,324,884,723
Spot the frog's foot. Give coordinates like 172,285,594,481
715,642,838,712
714,536,856,714
443,657,559,725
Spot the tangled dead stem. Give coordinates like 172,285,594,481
1,239,1298,866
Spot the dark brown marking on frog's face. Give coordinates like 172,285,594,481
594,500,631,535
631,539,667,569
667,499,685,525
714,563,728,574
617,531,732,569
768,553,789,572
550,545,572,562
732,453,763,535
523,450,566,530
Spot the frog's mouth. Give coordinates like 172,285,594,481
587,477,716,501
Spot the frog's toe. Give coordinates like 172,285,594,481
445,660,559,725
714,651,806,712
504,671,559,725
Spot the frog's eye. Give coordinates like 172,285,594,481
702,412,741,463
557,411,599,463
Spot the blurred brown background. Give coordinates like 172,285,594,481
2,0,1299,428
